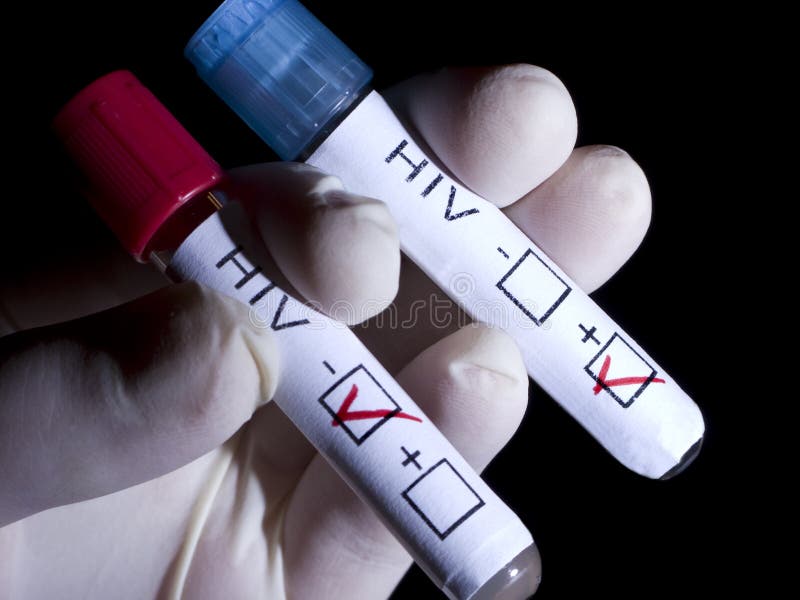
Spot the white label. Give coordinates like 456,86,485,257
168,204,532,600
308,91,705,479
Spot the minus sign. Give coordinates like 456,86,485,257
323,360,335,374
497,247,509,259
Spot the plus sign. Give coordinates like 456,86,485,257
400,446,422,470
579,324,601,345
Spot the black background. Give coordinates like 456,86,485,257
4,1,745,598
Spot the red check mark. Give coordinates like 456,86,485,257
332,384,422,426
592,355,665,395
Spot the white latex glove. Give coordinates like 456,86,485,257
0,65,650,599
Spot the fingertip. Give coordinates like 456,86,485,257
505,144,652,292
446,325,530,462
300,192,401,325
445,324,529,402
397,324,529,471
579,145,651,226
390,64,577,207
229,163,401,325
469,65,578,205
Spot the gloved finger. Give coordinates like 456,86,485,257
0,281,278,527
503,145,651,292
384,64,578,208
282,324,529,599
229,163,401,325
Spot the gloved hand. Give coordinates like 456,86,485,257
0,64,650,599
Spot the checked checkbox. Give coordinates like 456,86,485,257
585,333,665,408
318,364,421,445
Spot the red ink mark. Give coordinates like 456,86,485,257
592,355,665,395
332,384,422,426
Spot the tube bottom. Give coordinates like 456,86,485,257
469,544,542,599
660,436,704,480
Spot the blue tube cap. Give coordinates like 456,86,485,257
186,0,373,160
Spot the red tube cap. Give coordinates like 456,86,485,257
54,70,224,260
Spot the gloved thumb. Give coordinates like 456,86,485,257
0,281,278,527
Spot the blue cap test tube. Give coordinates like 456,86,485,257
187,0,705,596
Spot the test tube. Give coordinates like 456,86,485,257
54,70,541,600
186,0,705,479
